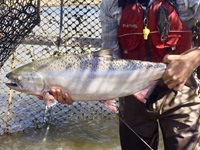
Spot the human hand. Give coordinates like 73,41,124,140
36,88,74,105
162,54,195,91
50,89,74,105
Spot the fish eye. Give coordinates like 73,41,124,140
17,76,22,81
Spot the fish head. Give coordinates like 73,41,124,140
5,64,44,95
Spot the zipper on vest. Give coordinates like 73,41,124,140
143,9,151,61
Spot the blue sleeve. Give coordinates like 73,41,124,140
99,0,122,58
177,0,200,21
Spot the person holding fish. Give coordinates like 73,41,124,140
39,0,200,149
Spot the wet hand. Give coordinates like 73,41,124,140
50,88,74,105
36,89,74,105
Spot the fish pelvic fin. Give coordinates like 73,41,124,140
99,99,118,113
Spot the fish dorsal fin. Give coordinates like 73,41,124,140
92,49,113,58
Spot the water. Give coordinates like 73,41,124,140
0,116,120,150
0,116,165,150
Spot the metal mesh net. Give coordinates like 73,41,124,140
0,0,116,136
0,0,40,68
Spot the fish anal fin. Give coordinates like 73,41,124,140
99,99,117,113
133,83,157,103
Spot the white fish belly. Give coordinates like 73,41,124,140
51,68,164,101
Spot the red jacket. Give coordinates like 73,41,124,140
118,0,192,62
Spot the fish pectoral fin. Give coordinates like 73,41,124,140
43,91,58,107
133,83,157,103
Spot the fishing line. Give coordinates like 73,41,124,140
119,117,154,150
106,100,154,150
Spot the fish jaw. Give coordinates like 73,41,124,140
5,80,36,95
5,67,45,95
5,82,24,92
5,71,26,92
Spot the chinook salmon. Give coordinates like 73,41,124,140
5,50,167,109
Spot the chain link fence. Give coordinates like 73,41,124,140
0,0,117,136
1,0,200,136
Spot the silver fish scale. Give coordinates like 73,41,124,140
30,53,166,73
6,52,167,101
63,53,166,71
87,54,167,71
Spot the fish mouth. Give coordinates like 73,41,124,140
5,72,22,90
5,82,18,88
5,82,22,91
